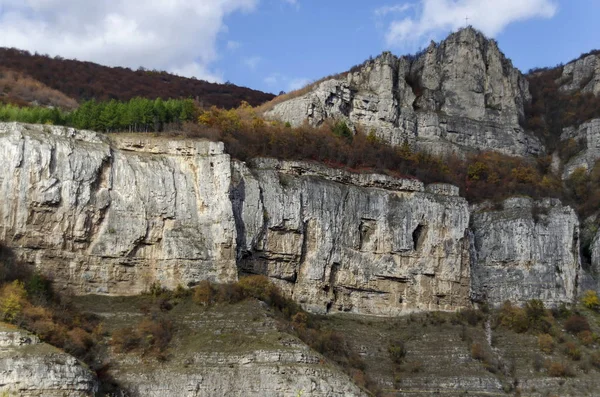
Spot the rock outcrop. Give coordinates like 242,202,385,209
0,122,237,294
560,118,600,178
265,28,542,157
233,159,472,315
0,122,585,313
470,198,581,306
557,52,600,96
0,323,98,396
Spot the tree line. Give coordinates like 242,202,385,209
0,97,197,132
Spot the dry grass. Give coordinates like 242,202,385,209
0,67,78,109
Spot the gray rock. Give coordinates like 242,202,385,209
560,118,600,178
265,28,542,157
233,158,472,316
0,323,98,396
557,53,600,96
0,122,586,312
0,122,238,294
470,197,581,306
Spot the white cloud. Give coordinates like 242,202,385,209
383,0,558,47
227,40,241,51
264,74,280,86
243,56,262,70
0,0,259,82
288,77,310,91
374,4,413,17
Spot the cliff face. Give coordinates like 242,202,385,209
0,122,587,314
0,323,98,396
265,28,542,157
233,159,471,315
471,198,581,306
557,52,600,96
560,118,600,178
0,122,237,294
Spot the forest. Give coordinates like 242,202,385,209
0,47,274,108
0,97,196,132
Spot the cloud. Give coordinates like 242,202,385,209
0,0,259,82
227,40,241,51
264,73,308,92
383,0,558,47
374,4,413,17
288,77,310,91
243,56,262,70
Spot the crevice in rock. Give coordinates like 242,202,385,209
412,224,428,251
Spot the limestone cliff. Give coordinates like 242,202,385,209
0,122,237,294
471,198,581,306
233,159,472,315
0,323,98,396
0,122,586,313
560,118,600,178
265,28,542,157
557,52,600,96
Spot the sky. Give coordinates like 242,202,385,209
0,0,598,95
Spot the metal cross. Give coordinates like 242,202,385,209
465,16,470,26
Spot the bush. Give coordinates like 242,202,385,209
546,360,575,377
454,308,484,326
193,281,215,306
538,334,555,354
498,301,529,333
471,342,485,361
582,290,600,310
0,280,27,321
564,342,582,361
111,315,174,356
577,330,595,346
388,340,407,364
564,315,590,334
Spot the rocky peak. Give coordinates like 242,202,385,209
265,28,542,157
557,51,600,95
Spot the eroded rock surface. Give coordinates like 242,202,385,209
0,122,587,312
471,198,581,306
0,122,237,294
557,52,600,96
0,323,98,396
561,118,600,178
266,28,542,157
233,159,472,315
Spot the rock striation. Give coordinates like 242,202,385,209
560,118,600,178
470,198,581,306
232,159,472,315
0,122,237,294
265,28,542,157
0,122,586,313
0,323,98,396
557,52,600,96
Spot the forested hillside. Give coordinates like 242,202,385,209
0,47,275,108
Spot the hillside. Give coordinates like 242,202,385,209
1,27,600,397
0,47,275,108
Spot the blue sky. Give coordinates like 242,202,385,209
0,0,598,95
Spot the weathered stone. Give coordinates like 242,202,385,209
0,323,98,396
0,122,587,312
265,28,542,157
560,118,600,178
233,158,472,316
470,198,581,306
557,53,600,96
0,122,237,294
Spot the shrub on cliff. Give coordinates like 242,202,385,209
582,290,600,311
564,315,590,334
